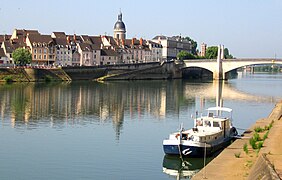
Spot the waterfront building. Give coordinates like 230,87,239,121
152,35,192,60
26,33,56,65
1,41,17,64
77,42,93,66
113,11,126,40
100,49,119,65
0,48,9,64
89,36,102,65
146,40,163,62
51,32,72,66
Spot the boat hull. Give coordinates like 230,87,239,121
163,138,233,157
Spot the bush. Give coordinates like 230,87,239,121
253,132,261,141
234,152,241,158
257,141,263,149
243,143,249,154
263,131,269,140
4,75,13,83
249,138,257,149
44,75,53,82
254,126,264,133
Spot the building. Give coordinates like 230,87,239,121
26,33,56,65
152,35,192,60
0,48,9,64
100,49,118,65
200,43,207,57
146,40,163,62
51,32,72,66
113,12,126,40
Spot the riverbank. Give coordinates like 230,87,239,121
192,100,282,180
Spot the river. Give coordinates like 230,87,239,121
0,72,281,180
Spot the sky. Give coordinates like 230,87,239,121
0,0,282,58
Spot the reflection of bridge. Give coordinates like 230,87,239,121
182,45,282,80
183,81,276,108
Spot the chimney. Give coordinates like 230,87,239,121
67,36,70,44
132,38,136,46
140,38,143,46
73,34,76,43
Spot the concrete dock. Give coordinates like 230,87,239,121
192,101,282,180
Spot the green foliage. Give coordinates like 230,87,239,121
224,48,234,59
184,37,197,55
205,46,218,59
234,152,241,158
177,51,196,60
243,143,249,154
205,46,234,59
12,48,32,66
263,131,269,140
249,138,257,149
254,126,264,133
257,141,263,149
44,75,53,82
253,132,261,141
4,75,13,83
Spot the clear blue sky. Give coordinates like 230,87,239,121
1,0,281,58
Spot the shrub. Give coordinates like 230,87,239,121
234,152,241,158
253,132,261,141
44,75,53,82
243,143,249,154
254,126,264,133
4,75,13,83
257,141,263,149
263,131,269,140
249,138,257,149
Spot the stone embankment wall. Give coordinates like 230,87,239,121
0,61,182,82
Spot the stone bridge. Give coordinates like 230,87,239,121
182,46,282,80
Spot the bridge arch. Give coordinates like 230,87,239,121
223,60,282,74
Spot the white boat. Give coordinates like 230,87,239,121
163,107,238,157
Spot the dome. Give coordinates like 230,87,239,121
114,12,126,31
114,21,126,30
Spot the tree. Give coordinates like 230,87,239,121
205,46,218,59
177,51,196,60
12,48,32,66
184,37,197,55
224,48,234,59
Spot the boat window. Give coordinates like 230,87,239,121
213,121,220,127
208,112,213,117
205,120,211,127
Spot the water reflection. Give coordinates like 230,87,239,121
162,155,213,179
0,80,275,134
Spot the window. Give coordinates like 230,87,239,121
44,55,46,59
39,55,41,59
34,55,37,59
39,49,42,53
44,49,47,54
34,49,37,53
94,55,96,59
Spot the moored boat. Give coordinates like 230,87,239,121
163,107,238,157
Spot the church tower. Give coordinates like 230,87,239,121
114,11,126,40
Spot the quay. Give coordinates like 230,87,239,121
192,101,282,179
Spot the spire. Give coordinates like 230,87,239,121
118,10,122,21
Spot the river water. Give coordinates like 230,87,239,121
0,72,281,180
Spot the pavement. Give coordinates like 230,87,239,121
192,101,282,180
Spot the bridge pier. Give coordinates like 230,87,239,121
213,45,226,80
